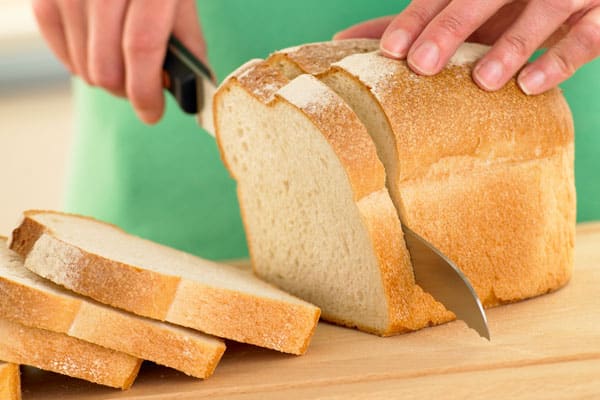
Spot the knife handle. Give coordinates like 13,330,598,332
162,36,213,114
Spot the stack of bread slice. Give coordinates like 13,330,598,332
1,210,320,392
214,39,575,335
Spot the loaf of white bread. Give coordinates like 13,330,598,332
0,239,225,379
214,39,575,335
0,363,20,400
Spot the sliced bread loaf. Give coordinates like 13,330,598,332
0,363,20,400
0,238,225,379
9,211,320,355
0,317,141,389
216,39,575,334
215,54,451,335
316,43,575,305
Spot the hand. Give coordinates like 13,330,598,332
32,0,208,124
335,1,600,95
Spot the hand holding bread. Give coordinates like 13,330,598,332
336,0,600,95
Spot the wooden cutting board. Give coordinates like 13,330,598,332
21,223,600,399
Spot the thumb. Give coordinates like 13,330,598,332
334,16,394,40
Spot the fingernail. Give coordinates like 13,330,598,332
380,29,411,58
474,60,504,91
408,40,440,75
518,69,546,95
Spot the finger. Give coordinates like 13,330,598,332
172,0,209,65
87,0,128,97
333,16,394,40
379,0,451,59
467,2,528,45
31,0,73,72
57,0,90,82
518,7,600,95
473,0,577,91
123,0,179,124
405,0,506,75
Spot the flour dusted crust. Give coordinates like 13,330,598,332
271,39,379,76
0,363,20,400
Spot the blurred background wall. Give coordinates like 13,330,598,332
0,0,72,234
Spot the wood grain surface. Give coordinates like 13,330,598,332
21,223,600,399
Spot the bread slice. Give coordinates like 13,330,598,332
0,317,141,389
9,210,320,355
0,238,224,379
214,54,450,335
316,43,575,306
0,363,20,400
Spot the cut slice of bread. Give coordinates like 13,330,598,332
0,238,225,379
0,363,20,400
215,53,451,335
0,317,141,389
9,211,320,355
316,44,575,306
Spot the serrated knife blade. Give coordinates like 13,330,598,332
402,224,490,340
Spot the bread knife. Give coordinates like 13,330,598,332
163,36,490,340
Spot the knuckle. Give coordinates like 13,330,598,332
576,19,600,50
123,30,164,57
91,67,122,92
549,48,576,77
129,85,157,110
403,3,433,26
540,0,582,15
502,32,531,59
436,13,466,38
59,0,81,11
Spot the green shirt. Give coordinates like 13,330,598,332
67,1,600,260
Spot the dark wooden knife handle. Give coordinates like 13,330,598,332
162,36,213,114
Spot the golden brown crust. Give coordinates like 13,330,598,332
72,303,225,378
269,39,380,76
0,363,20,400
333,52,573,182
399,147,575,305
10,211,319,355
0,318,141,389
168,280,320,355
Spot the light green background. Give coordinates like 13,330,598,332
68,1,599,260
